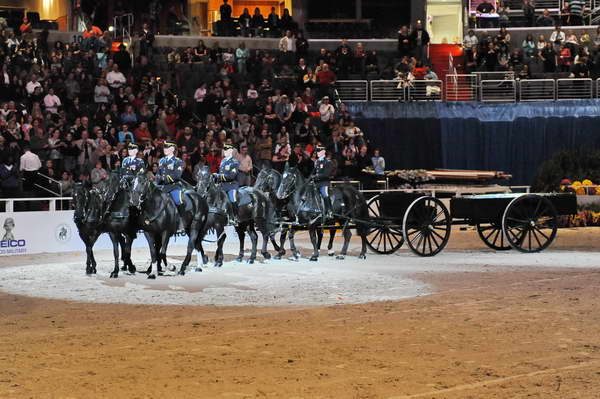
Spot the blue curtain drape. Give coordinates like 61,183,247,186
349,101,600,185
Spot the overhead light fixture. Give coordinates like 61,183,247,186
108,26,114,32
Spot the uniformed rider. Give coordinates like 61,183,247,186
312,145,334,219
213,143,240,225
156,141,186,228
121,143,146,177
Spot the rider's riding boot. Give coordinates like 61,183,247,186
177,203,186,231
227,202,239,226
323,196,333,220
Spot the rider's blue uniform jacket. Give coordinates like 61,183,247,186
121,156,146,176
313,157,333,197
216,156,240,194
157,155,184,205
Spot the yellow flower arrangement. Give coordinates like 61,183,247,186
583,179,594,186
572,181,582,187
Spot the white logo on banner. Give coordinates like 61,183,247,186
55,223,72,243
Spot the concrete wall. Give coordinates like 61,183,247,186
46,30,399,52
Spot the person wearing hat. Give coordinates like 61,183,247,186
156,141,186,226
213,143,240,225
312,145,334,219
121,143,146,177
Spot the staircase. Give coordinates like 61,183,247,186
428,43,475,101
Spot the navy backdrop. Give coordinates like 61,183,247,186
348,101,600,186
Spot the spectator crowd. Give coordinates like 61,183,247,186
0,19,388,201
463,25,600,78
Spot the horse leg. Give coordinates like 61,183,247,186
247,225,258,264
83,235,95,275
144,232,157,279
158,231,171,275
273,229,287,259
109,232,120,278
309,226,320,261
214,225,226,267
179,224,198,276
260,230,270,260
358,224,367,259
327,227,336,256
235,225,245,262
316,228,324,250
125,234,137,273
288,229,300,259
336,227,352,260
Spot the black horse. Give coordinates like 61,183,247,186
128,174,208,278
195,166,277,266
72,178,137,278
276,164,368,261
255,167,338,259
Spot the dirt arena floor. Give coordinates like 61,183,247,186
2,227,600,398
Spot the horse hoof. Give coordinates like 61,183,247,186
144,267,152,275
194,267,203,272
310,256,318,262
358,254,367,260
168,265,176,272
120,265,127,271
147,274,156,280
274,254,282,260
110,271,118,278
128,266,137,274
158,271,164,276
213,263,222,268
293,251,301,259
262,252,271,260
235,256,243,262
247,259,255,264
328,250,335,257
336,255,345,260
177,270,185,276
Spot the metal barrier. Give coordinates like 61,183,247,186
334,80,368,102
445,74,477,101
408,80,443,101
370,80,406,102
0,197,72,212
480,79,517,102
556,78,593,100
331,180,362,190
519,79,556,102
474,71,515,84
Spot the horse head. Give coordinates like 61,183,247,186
195,166,214,197
255,167,281,194
129,174,151,210
276,164,299,200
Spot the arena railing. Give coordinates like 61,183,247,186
0,197,72,212
445,74,477,101
408,80,443,101
334,80,369,102
556,78,593,100
518,79,556,102
369,80,406,102
480,79,517,102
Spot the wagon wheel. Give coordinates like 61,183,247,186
501,194,558,253
476,222,511,251
365,195,404,254
403,196,451,257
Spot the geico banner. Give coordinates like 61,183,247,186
0,211,236,256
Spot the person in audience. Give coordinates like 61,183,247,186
371,148,385,176
537,9,555,26
568,0,585,26
522,34,537,59
523,0,536,27
409,21,430,62
540,41,558,72
251,8,265,37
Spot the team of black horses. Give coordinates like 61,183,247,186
73,166,369,278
